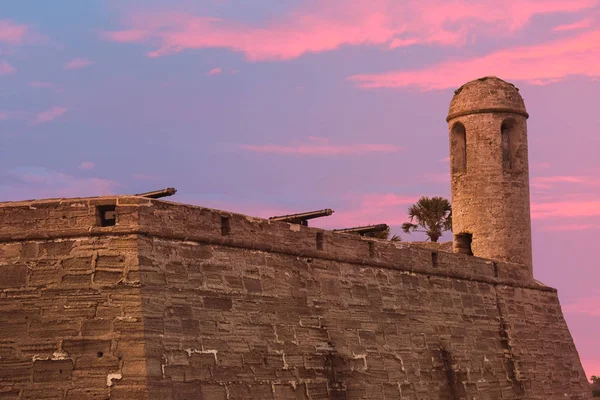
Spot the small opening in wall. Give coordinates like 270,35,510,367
221,216,231,236
455,233,473,256
97,351,104,358
451,122,467,174
501,117,519,172
316,232,324,251
431,252,439,267
96,205,116,227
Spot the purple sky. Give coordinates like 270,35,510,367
1,0,599,379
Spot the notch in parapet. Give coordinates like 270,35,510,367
316,232,324,250
96,204,117,227
431,251,439,267
221,215,231,236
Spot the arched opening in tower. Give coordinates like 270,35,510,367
451,122,467,174
501,118,517,171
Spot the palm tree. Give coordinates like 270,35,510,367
401,196,452,242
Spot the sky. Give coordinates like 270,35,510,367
1,0,599,380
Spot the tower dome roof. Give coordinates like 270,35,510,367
447,76,528,122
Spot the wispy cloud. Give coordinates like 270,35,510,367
563,296,600,317
531,200,600,219
242,141,402,156
103,0,597,61
0,110,26,121
310,193,423,230
0,166,119,201
0,20,29,44
31,107,67,125
78,162,95,170
207,67,222,76
0,60,15,75
532,175,600,189
349,29,600,90
541,223,599,231
64,58,94,70
361,193,417,208
553,17,594,32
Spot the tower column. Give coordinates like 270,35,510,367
447,77,533,274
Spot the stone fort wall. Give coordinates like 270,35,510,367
0,196,591,399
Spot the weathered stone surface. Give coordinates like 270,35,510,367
0,264,27,288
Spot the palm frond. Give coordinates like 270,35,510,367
402,222,418,233
401,196,452,241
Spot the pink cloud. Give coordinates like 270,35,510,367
349,28,600,90
361,193,417,208
541,223,599,231
0,20,29,44
531,200,600,219
553,17,594,32
312,193,421,229
531,175,600,189
31,107,67,125
103,0,597,61
0,167,119,201
64,58,94,70
78,162,95,170
563,296,600,317
0,60,16,75
207,67,222,75
241,141,402,156
0,110,25,121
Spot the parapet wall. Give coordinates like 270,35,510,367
0,196,591,399
0,196,533,285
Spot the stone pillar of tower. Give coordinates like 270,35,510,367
447,76,533,273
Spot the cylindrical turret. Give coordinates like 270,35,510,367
447,76,532,272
